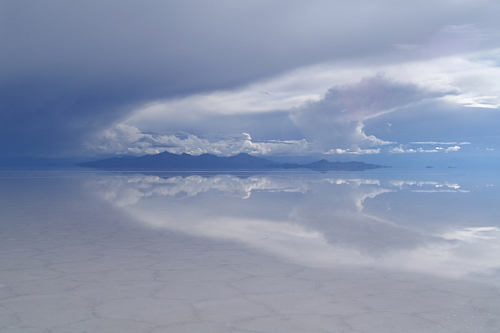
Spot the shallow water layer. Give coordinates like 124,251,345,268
1,170,500,332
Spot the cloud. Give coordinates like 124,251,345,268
119,48,500,159
388,180,462,190
426,24,487,57
324,146,380,155
92,172,500,277
458,96,500,108
389,144,461,154
84,124,318,157
88,174,317,204
85,123,391,157
410,141,460,145
86,52,499,157
2,1,500,158
0,0,450,158
438,146,461,152
290,74,447,150
87,173,387,206
410,190,470,193
390,145,438,153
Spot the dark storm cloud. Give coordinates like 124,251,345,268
1,0,499,157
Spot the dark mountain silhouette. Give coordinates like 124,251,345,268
77,152,388,172
77,152,277,170
269,159,387,172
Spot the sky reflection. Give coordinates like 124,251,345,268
88,171,500,281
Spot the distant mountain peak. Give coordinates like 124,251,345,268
77,152,389,172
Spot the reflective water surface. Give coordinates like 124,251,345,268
1,170,500,332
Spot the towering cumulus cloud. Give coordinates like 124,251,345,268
291,74,450,151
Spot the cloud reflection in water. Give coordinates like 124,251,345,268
87,172,500,281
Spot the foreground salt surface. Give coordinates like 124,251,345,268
1,171,500,332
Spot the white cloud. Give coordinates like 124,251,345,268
410,190,470,193
88,174,387,206
388,180,464,190
93,172,500,278
389,145,439,153
290,74,443,150
410,141,459,145
389,145,462,154
458,96,500,108
125,47,500,126
124,64,373,125
84,124,322,156
84,130,469,157
88,174,313,204
389,144,462,154
445,145,461,152
113,41,500,157
127,46,500,124
434,145,461,152
324,145,380,155
85,124,389,157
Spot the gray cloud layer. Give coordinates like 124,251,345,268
2,1,499,157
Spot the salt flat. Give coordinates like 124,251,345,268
1,170,500,332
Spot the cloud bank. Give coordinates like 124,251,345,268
85,124,316,157
390,145,461,154
290,74,451,150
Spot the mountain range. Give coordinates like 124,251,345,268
76,151,388,172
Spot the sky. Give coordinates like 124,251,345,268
2,1,500,167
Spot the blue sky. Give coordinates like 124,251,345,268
2,1,500,166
